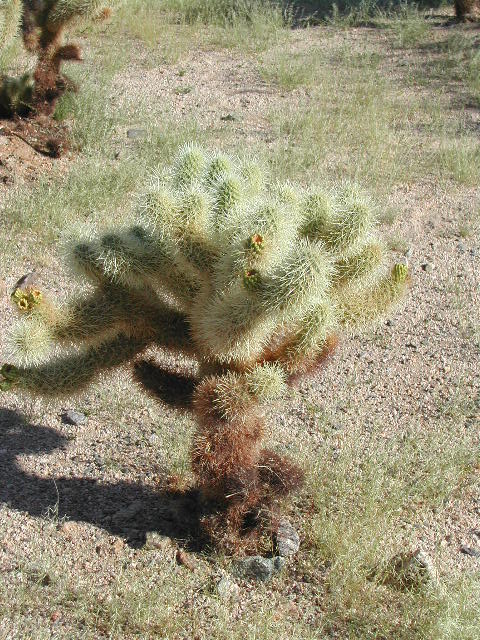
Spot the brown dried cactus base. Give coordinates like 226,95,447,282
198,450,305,554
1,115,69,158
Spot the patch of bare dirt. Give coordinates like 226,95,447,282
0,117,71,200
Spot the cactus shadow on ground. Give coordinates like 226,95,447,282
0,407,211,550
133,359,197,410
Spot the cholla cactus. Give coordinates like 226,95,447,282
0,0,115,116
454,0,480,19
0,145,409,551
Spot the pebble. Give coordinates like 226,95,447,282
127,128,147,139
216,574,240,600
112,538,125,555
234,555,285,582
148,433,160,445
61,410,87,426
383,549,437,590
276,518,300,557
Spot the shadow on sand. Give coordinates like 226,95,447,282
0,406,209,550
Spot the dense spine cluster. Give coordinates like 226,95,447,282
1,145,409,550
0,0,115,116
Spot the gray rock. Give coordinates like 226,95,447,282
61,410,87,426
127,128,147,139
276,518,300,557
234,555,284,582
144,531,171,551
216,575,240,599
384,549,437,590
457,242,466,253
460,545,480,558
148,433,160,445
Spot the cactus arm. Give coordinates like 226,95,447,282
68,230,200,308
332,240,384,288
337,264,409,327
46,0,112,28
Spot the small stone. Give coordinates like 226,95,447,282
382,549,437,590
216,575,240,600
276,518,300,557
220,114,238,122
144,531,171,551
176,549,196,571
148,433,160,445
112,538,125,555
61,410,87,426
457,242,466,253
471,248,477,257
57,521,78,539
460,545,480,558
234,555,284,582
421,263,432,273
235,556,273,582
112,500,143,524
127,128,147,140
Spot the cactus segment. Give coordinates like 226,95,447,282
173,143,207,189
326,184,375,255
333,241,383,287
337,264,409,327
245,362,287,401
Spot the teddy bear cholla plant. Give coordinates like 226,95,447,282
0,0,115,117
0,145,409,551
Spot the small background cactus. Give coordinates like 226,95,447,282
1,145,409,551
454,0,480,19
0,0,115,117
